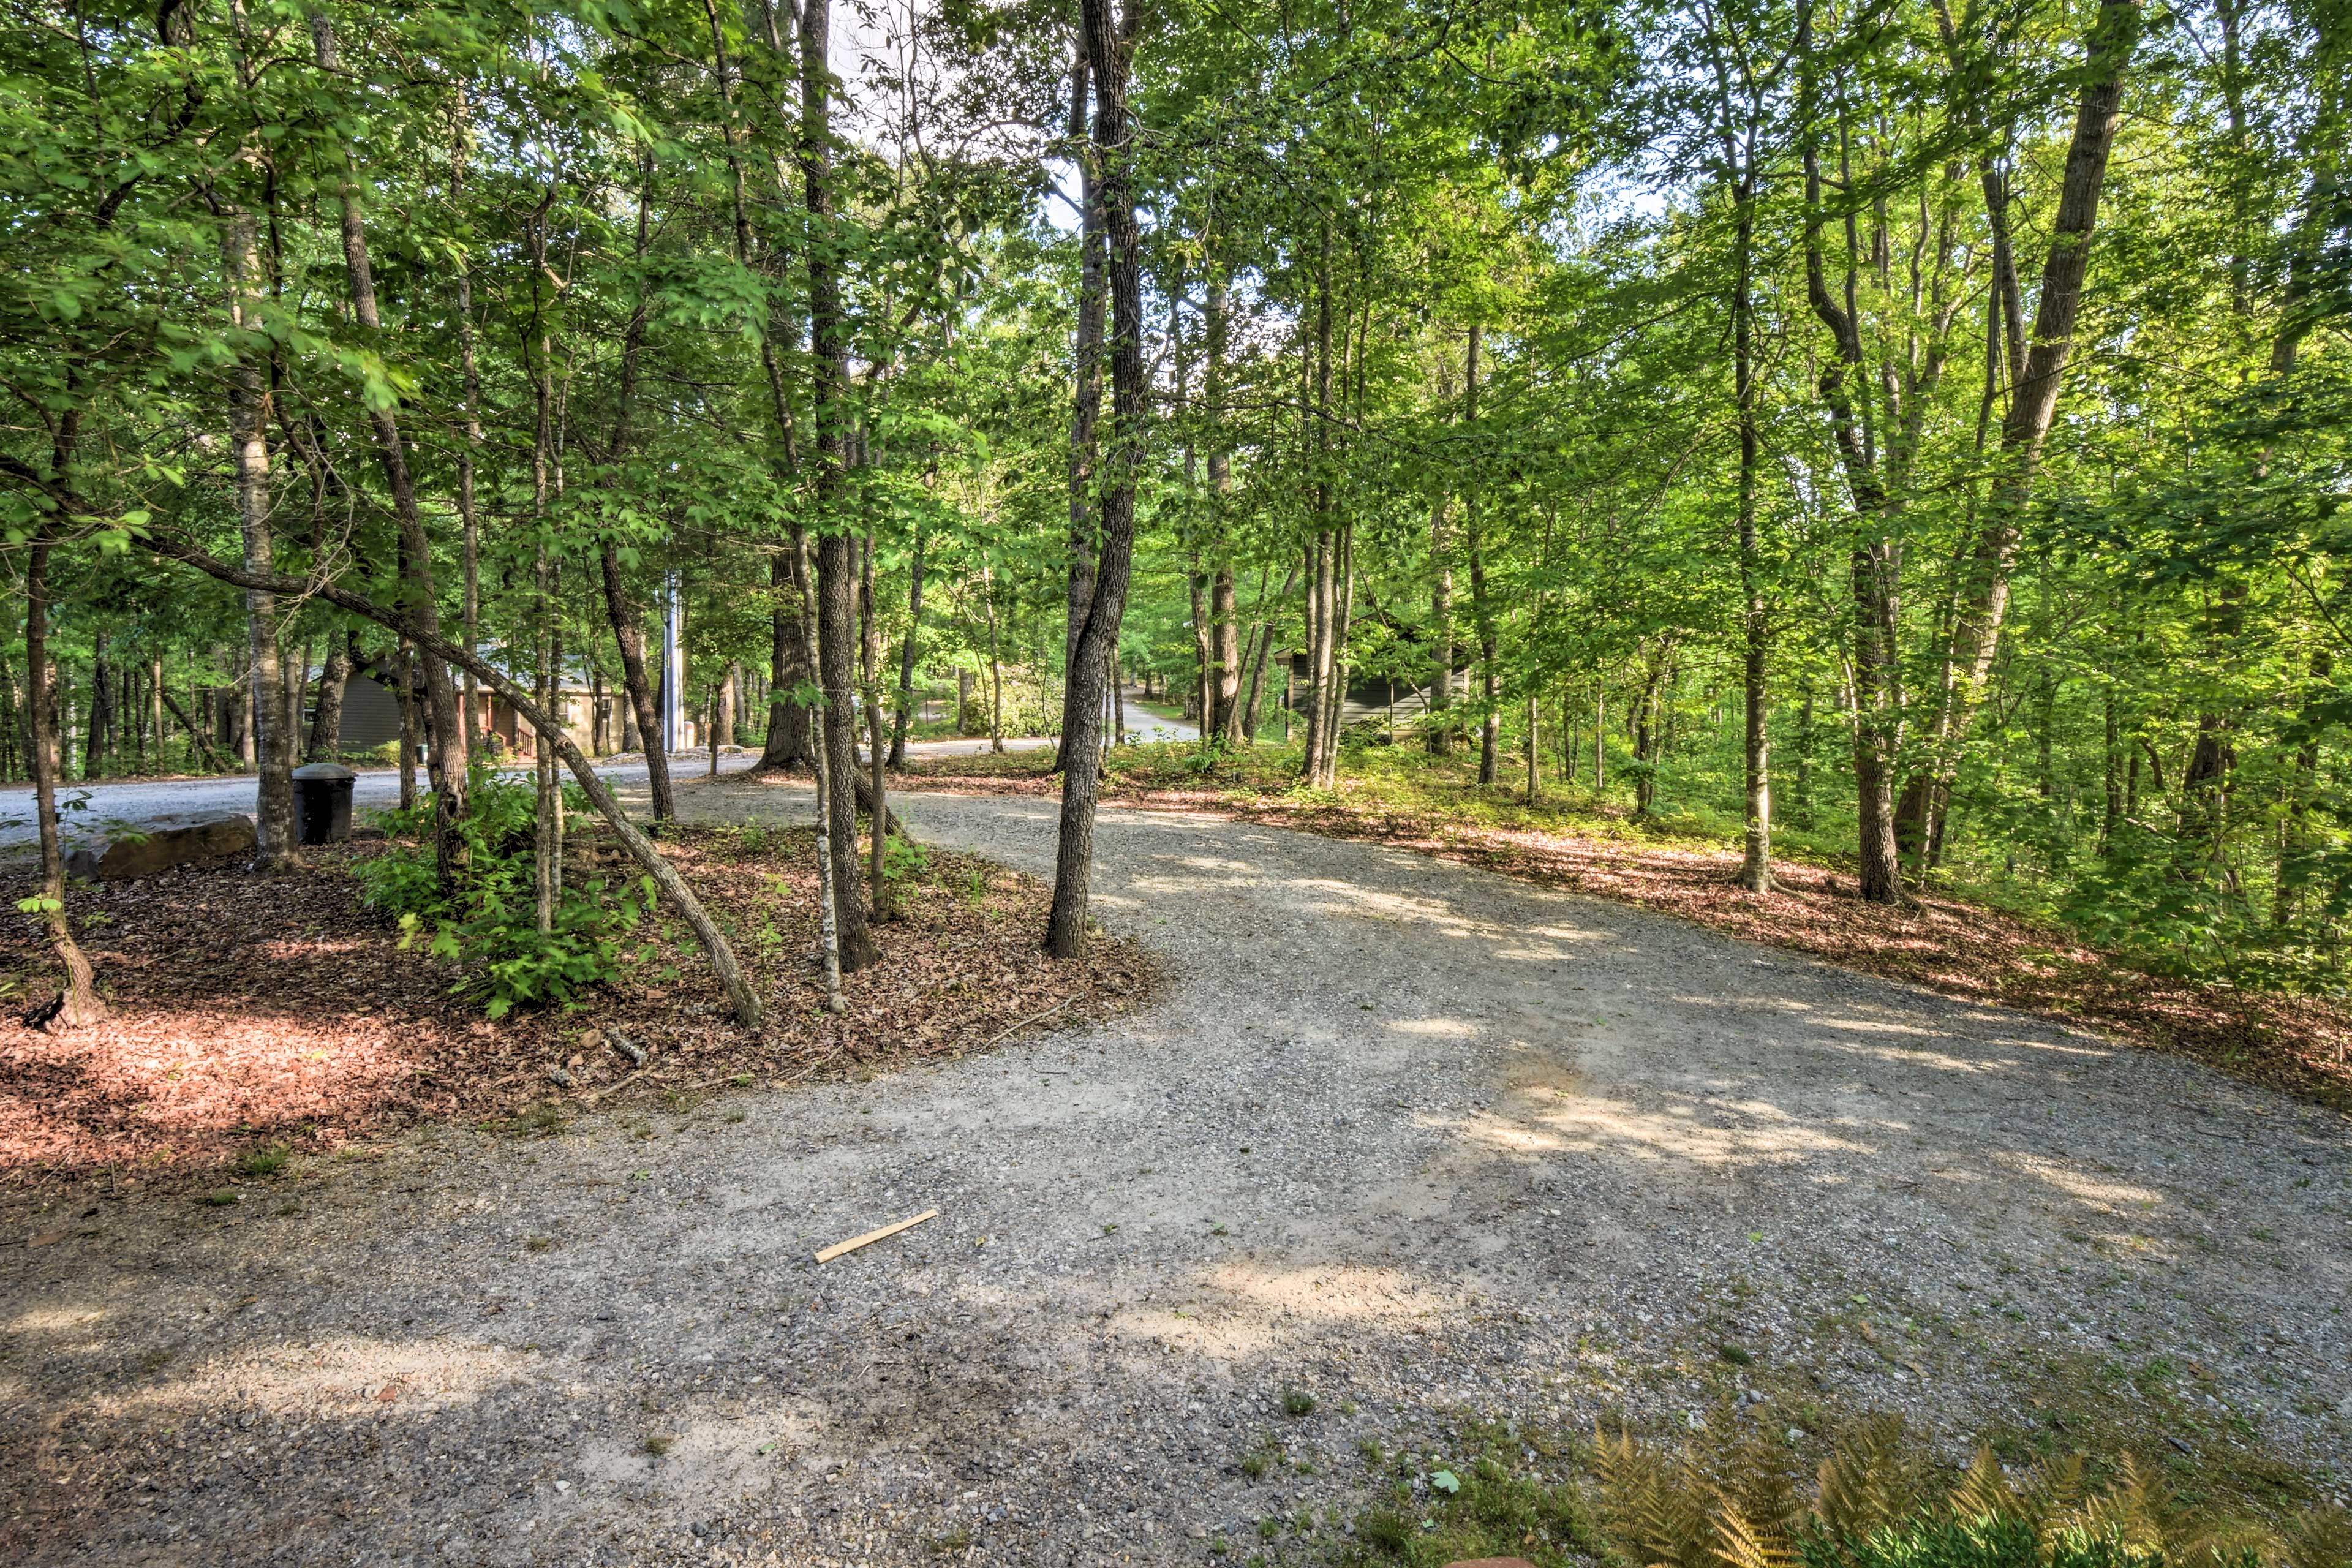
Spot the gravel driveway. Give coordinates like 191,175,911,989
4,781,2348,1566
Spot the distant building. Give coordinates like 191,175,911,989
319,666,631,761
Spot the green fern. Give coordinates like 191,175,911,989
1586,1420,2321,1568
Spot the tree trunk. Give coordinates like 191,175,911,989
1525,695,1540,802
309,641,351,761
1594,690,1606,793
804,0,875,971
1205,265,1244,748
150,536,764,1028
83,649,109,780
758,552,814,770
592,653,608,756
313,15,467,876
1047,0,1144,957
982,554,1006,753
1732,175,1773,892
395,641,419,812
1323,524,1354,782
889,526,924,766
1057,40,1105,772
716,661,739,750
23,534,104,1029
454,97,485,757
600,543,671,815
1633,657,1663,817
1188,551,1214,729
147,654,164,774
1913,0,2140,852
528,224,559,935
162,688,230,775
1212,564,1240,745
859,521,891,912
1427,497,1455,753
1801,110,1905,902
223,213,297,870
1463,328,1498,787
1303,535,1334,781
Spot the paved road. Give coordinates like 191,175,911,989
0,734,1052,854
1117,687,1198,743
4,775,2343,1565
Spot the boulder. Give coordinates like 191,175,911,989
65,815,258,881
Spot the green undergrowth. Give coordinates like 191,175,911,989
353,763,654,1017
1306,1408,2348,1568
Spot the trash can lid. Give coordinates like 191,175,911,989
291,763,359,782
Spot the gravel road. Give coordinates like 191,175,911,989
4,780,2347,1566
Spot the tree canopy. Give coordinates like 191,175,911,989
4,0,2347,1011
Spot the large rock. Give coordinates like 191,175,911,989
65,815,258,881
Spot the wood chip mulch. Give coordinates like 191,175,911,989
905,764,2352,1114
0,826,1152,1192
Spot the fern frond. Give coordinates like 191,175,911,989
1593,1425,1715,1568
2071,1451,2167,1554
2171,1512,2286,1567
2021,1452,2087,1526
1708,1491,1795,1568
2285,1504,2352,1568
1947,1442,2024,1528
1719,1430,1805,1546
1815,1414,1921,1539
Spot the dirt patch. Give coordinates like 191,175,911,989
0,824,1150,1191
899,757,2352,1112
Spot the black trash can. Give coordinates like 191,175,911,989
292,762,358,845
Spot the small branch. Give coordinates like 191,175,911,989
981,995,1072,1049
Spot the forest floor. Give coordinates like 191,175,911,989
899,742,2352,1115
1,775,2346,1568
0,825,1150,1188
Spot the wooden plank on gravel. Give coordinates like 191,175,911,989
815,1208,939,1264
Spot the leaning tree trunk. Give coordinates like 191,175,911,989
1046,0,1145,957
145,535,764,1028
23,533,104,1030
1915,0,2139,853
600,541,673,817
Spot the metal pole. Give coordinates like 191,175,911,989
661,571,681,756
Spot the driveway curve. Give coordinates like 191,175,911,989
3,782,2346,1566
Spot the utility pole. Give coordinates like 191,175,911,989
661,571,683,756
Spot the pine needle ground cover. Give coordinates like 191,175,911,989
902,745,2352,1111
0,824,1150,1192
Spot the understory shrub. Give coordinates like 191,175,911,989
353,764,652,1017
1337,1415,2346,1568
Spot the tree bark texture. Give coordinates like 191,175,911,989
1046,0,1144,957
